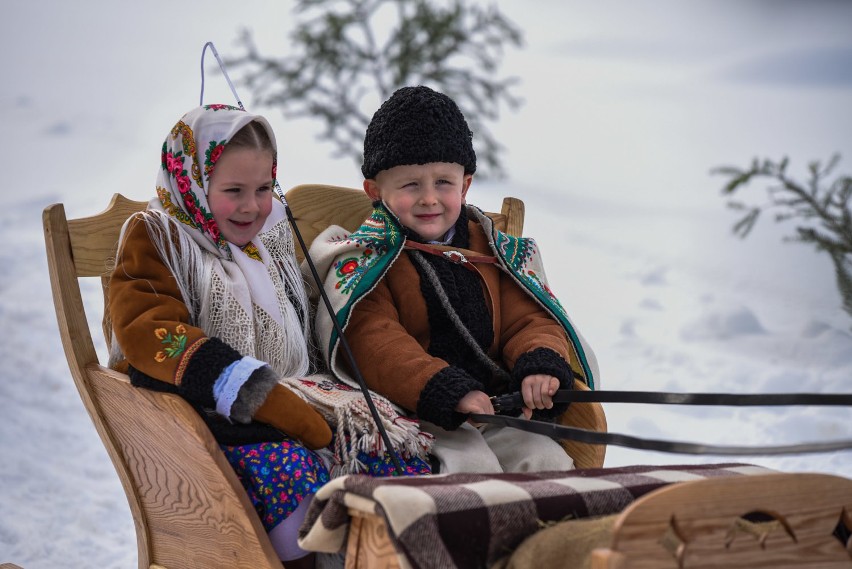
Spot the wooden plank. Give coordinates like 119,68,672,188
87,365,282,568
345,511,403,569
66,193,146,277
591,473,852,568
285,184,374,265
500,196,524,237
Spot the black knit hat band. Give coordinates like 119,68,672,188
362,86,476,179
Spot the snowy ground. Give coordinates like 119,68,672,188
2,1,851,568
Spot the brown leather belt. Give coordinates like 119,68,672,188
405,240,498,266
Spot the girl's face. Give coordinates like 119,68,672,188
364,162,472,242
207,147,274,247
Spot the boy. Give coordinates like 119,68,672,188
308,86,598,473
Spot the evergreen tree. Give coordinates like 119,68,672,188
228,0,524,178
714,155,852,325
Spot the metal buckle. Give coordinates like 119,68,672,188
443,250,468,264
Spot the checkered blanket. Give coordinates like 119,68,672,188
299,463,772,569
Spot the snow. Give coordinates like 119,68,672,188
2,1,851,567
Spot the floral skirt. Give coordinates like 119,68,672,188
222,439,330,532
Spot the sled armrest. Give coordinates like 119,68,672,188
559,379,608,468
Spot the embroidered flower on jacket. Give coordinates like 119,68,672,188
154,325,188,362
333,252,373,294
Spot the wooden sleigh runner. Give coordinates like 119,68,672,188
43,186,852,569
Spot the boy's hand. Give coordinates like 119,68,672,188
521,374,559,418
456,390,494,424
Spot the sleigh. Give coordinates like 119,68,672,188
43,186,852,569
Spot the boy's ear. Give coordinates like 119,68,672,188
461,174,473,202
363,179,382,201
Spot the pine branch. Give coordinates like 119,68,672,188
713,155,852,326
225,0,523,178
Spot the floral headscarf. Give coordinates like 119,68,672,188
155,103,278,253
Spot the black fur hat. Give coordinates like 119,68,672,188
361,86,476,179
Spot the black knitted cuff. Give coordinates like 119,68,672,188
416,366,484,430
128,365,180,395
229,364,279,424
179,337,242,409
512,347,573,421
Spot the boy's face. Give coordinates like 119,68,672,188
364,162,472,242
207,147,274,246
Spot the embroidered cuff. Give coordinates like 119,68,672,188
416,366,484,430
180,337,243,409
213,356,268,422
128,365,181,395
512,347,574,421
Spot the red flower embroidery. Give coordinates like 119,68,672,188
207,221,221,242
185,197,198,216
166,152,184,175
176,175,191,194
340,260,357,275
209,144,224,164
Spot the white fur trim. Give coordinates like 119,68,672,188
214,356,266,420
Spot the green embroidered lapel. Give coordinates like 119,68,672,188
325,205,404,355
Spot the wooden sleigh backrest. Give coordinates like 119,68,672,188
284,184,607,468
43,195,282,569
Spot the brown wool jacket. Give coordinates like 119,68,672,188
109,215,207,382
341,216,576,421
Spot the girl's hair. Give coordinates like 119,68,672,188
228,120,274,153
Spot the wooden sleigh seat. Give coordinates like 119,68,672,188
43,184,606,569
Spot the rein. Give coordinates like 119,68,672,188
491,389,852,410
474,389,852,455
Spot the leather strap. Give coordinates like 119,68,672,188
404,240,498,266
468,413,852,456
490,389,852,411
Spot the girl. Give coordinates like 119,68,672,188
109,104,332,568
